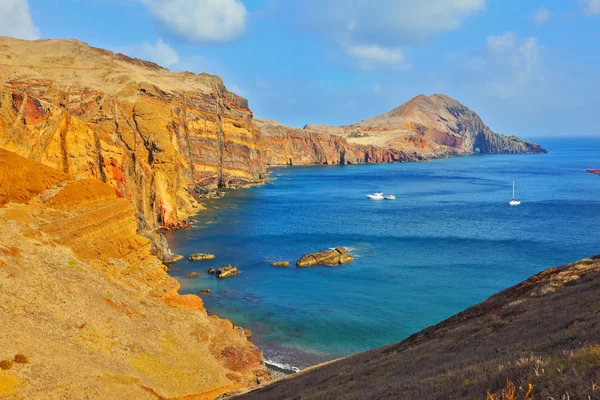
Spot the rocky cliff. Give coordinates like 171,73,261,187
237,256,600,399
0,148,269,398
0,37,265,231
263,93,545,166
257,118,418,166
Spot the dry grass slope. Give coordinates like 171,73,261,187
235,256,600,400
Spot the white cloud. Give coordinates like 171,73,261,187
288,0,485,69
142,0,247,43
0,0,40,40
533,8,550,23
465,33,542,98
344,44,405,69
124,39,179,67
581,0,600,15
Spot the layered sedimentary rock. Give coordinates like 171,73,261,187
0,149,269,398
0,37,265,230
257,118,417,166
238,256,600,399
260,94,546,166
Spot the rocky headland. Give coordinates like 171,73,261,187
258,94,546,167
0,37,557,400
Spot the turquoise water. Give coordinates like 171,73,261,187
164,138,600,370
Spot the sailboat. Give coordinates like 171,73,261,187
509,181,521,206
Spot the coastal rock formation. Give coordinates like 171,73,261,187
0,37,265,232
272,261,291,267
259,94,545,166
189,253,216,261
237,256,600,399
296,248,354,267
217,264,240,279
0,149,269,398
257,118,416,166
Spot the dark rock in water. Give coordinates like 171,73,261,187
207,267,216,275
199,289,211,295
189,253,216,261
297,248,353,267
272,261,291,267
216,265,240,279
163,254,184,265
185,272,199,279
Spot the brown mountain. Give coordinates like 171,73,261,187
0,36,265,233
261,94,546,166
236,256,600,399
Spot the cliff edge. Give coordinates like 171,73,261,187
260,94,546,166
0,148,269,398
0,37,265,231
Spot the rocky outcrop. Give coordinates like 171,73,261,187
296,248,354,267
0,149,269,398
238,255,600,399
217,264,240,279
272,261,291,267
259,94,545,166
257,118,417,166
189,253,216,261
0,37,265,232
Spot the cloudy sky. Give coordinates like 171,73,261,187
1,0,599,137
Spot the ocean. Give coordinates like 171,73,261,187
164,137,600,371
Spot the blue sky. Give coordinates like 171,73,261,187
2,0,600,137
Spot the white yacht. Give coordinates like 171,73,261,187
384,195,396,200
509,181,521,206
367,193,384,200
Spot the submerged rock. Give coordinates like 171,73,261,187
199,289,211,295
207,267,216,275
189,253,216,261
185,272,199,279
272,261,291,267
216,265,240,279
296,248,354,267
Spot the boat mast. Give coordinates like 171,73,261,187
512,181,515,200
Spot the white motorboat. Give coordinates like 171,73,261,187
509,181,521,206
367,193,384,200
384,195,396,200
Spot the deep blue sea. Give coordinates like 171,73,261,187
164,137,600,371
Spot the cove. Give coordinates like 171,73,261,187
164,137,600,371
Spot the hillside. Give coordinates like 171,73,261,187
0,36,265,233
235,256,600,399
303,93,546,159
0,148,269,398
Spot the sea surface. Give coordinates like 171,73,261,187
164,137,600,371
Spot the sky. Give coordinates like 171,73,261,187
1,0,599,137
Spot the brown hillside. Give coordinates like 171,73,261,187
236,256,600,399
0,149,269,399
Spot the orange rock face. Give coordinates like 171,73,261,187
0,149,269,398
256,118,417,166
0,37,265,230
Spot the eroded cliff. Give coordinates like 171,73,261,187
257,118,418,166
264,93,546,166
0,37,265,231
0,148,269,398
